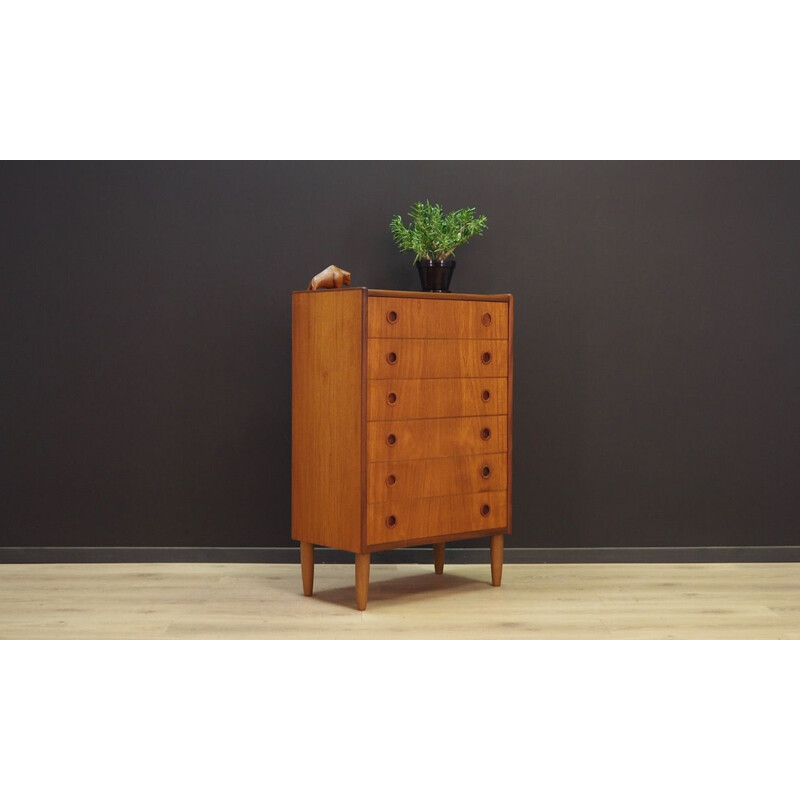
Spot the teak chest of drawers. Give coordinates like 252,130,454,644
291,288,513,609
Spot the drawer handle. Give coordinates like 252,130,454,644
387,392,397,406
481,351,492,365
481,427,491,441
387,310,398,324
387,433,397,446
386,514,397,528
386,351,398,365
481,504,491,517
386,474,397,487
481,465,492,479
482,312,492,327
481,390,491,402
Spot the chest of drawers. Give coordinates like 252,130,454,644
291,288,513,609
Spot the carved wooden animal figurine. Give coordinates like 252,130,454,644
307,265,351,291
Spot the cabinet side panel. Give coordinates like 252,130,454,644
507,295,513,534
292,290,363,552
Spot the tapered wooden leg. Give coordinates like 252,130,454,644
490,534,504,587
433,543,445,575
300,542,314,596
355,553,370,610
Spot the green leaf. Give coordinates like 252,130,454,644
389,200,488,263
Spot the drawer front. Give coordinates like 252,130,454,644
367,491,508,546
368,297,508,340
367,338,508,379
368,378,507,421
367,453,507,503
367,415,507,462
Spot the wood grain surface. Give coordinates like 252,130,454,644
366,491,508,546
433,543,445,574
300,541,314,596
365,289,512,302
4,562,798,638
491,533,504,586
293,289,512,604
506,293,514,534
367,415,508,462
355,554,370,610
367,297,509,339
367,453,507,503
292,289,363,551
367,338,509,379
367,377,508,420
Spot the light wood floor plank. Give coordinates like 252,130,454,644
1,563,799,639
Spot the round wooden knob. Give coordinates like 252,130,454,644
386,474,397,487
481,390,491,402
387,433,397,445
386,515,397,528
481,428,491,441
481,351,492,365
387,310,398,324
387,392,397,406
482,312,492,326
481,504,491,517
481,465,492,479
386,351,398,365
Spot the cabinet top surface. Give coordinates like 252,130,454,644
293,287,512,301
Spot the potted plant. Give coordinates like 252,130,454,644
390,200,488,292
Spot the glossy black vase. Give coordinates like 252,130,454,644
416,259,455,292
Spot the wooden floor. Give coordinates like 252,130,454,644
1,562,799,639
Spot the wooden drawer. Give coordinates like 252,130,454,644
367,378,507,420
367,491,508,546
368,297,508,339
367,338,508,379
367,415,507,462
367,453,507,503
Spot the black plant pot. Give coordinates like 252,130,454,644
416,259,456,292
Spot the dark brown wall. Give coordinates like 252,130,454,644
2,161,799,550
